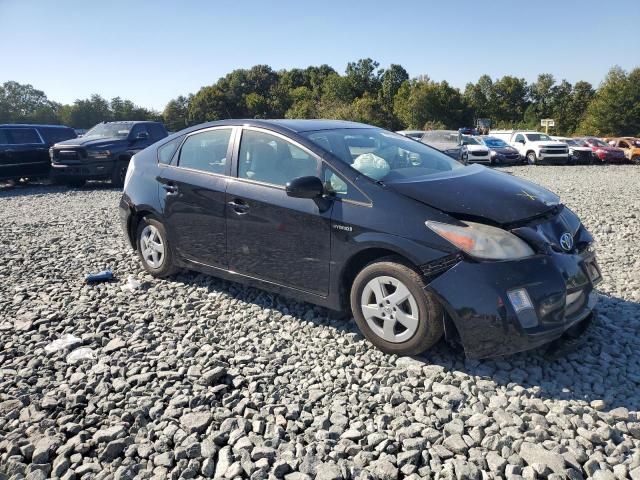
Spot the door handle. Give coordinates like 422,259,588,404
228,199,249,214
162,183,178,195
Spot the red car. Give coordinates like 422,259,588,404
576,137,626,163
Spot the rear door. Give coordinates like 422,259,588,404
158,126,236,268
1,128,49,178
225,127,332,296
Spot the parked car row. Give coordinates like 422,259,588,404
1,121,168,186
398,128,639,165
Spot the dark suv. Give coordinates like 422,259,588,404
50,121,168,187
0,124,76,182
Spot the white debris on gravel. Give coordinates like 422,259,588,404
0,167,639,479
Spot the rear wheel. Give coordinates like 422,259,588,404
136,216,177,278
526,151,537,165
350,257,443,356
632,155,640,165
111,158,129,187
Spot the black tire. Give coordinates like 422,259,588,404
111,158,129,188
632,156,640,165
526,151,537,165
350,256,444,356
136,216,178,278
66,179,86,188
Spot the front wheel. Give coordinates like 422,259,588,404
136,216,177,278
350,257,443,356
632,155,640,165
111,159,129,188
526,152,537,165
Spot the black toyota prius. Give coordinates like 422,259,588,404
119,119,601,358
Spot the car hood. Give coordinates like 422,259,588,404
491,146,519,154
386,164,560,225
54,136,127,149
537,141,566,147
466,145,489,152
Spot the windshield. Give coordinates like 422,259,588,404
461,135,480,145
481,136,508,148
589,138,609,147
420,130,460,149
303,128,464,183
84,123,132,139
525,133,553,142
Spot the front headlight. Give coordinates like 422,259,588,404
490,150,497,158
426,220,535,260
88,150,111,159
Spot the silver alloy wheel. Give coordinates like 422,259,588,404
360,275,420,343
140,225,165,269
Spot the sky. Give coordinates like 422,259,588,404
2,0,639,112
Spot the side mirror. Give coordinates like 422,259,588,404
285,176,324,199
135,131,149,140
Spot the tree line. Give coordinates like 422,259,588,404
2,60,639,136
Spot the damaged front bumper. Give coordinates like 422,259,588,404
426,250,601,359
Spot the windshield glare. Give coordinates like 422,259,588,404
303,128,464,183
481,137,508,148
461,135,480,145
84,123,132,139
590,138,609,147
526,133,552,142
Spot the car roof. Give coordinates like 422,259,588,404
101,121,161,125
179,119,372,135
0,124,74,129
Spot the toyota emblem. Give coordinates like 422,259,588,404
560,232,574,251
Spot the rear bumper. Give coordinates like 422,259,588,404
427,251,601,358
50,160,115,180
118,195,134,249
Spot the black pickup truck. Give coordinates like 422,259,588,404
50,121,168,187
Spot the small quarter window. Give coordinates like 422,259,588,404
157,137,182,165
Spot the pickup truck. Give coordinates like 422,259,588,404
50,121,168,187
489,130,569,165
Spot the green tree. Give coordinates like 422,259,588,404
345,58,382,98
489,76,529,126
163,95,191,131
578,67,640,136
0,81,59,123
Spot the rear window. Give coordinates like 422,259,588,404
6,128,43,145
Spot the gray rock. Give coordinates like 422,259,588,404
519,442,566,474
180,411,213,433
315,462,343,480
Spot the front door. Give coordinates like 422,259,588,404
159,127,235,268
226,128,332,296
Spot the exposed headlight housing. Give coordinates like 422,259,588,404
88,150,111,159
426,220,535,260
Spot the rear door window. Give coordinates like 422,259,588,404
7,128,43,144
177,128,232,175
148,123,167,141
41,127,76,144
157,137,182,165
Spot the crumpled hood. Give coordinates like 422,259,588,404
54,136,126,149
387,164,560,225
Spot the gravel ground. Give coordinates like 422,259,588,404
1,165,639,480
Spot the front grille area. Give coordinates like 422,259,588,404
470,150,489,157
420,253,463,279
571,151,592,163
542,148,568,154
52,148,87,163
